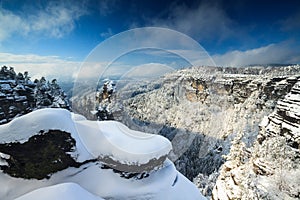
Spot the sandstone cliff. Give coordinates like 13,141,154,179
212,78,300,200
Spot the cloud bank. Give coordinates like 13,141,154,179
0,1,88,42
149,1,235,42
212,41,300,67
0,53,80,80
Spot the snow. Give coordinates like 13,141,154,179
75,120,172,165
0,108,91,162
0,84,12,91
0,159,205,199
6,96,13,100
53,96,66,105
0,119,7,124
259,116,269,127
0,108,76,144
0,108,204,199
71,113,87,121
103,79,116,92
0,152,10,159
0,108,171,165
0,80,16,84
15,183,104,200
0,152,9,166
14,84,25,91
15,96,27,101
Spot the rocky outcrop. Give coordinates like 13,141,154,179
212,79,300,200
0,66,70,124
0,108,204,199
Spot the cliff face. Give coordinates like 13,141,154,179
212,79,300,200
101,65,300,197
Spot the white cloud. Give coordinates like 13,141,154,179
75,61,109,80
100,28,114,38
121,63,175,79
0,53,80,80
0,1,87,41
212,41,300,67
149,1,234,41
0,9,28,41
101,27,215,66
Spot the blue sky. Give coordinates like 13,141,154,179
0,0,300,80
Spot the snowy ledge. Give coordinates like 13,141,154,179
0,108,172,174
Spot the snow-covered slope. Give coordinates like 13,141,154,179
0,108,204,199
15,183,105,200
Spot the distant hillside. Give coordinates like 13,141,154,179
0,65,70,124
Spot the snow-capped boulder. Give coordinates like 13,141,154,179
76,120,172,173
0,108,204,199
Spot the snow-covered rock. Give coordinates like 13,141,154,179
0,108,204,199
212,79,300,200
76,120,171,172
0,66,70,125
